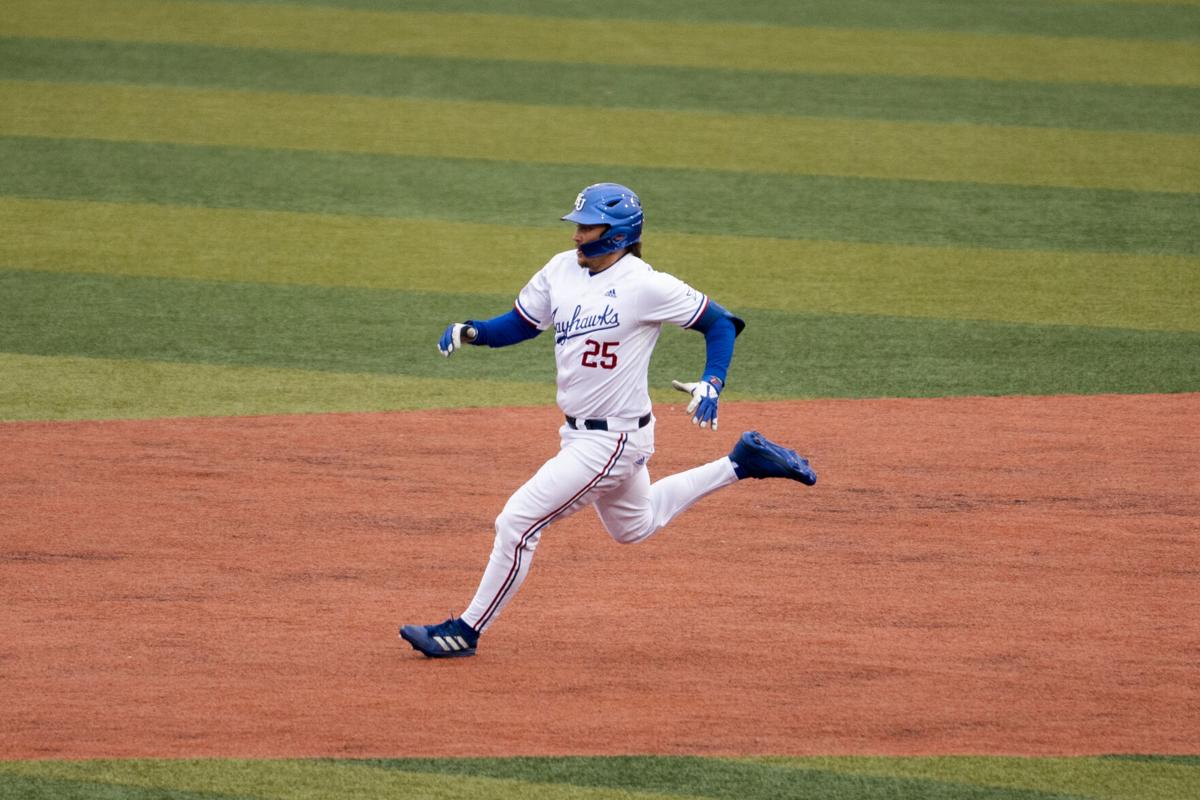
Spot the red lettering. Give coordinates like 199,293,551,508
581,340,619,369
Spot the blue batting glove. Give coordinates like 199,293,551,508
671,375,724,431
439,323,466,357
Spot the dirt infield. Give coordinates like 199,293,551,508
1,394,1197,759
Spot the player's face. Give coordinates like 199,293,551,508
573,224,613,270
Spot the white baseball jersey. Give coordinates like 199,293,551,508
512,250,709,421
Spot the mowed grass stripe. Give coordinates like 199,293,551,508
3,40,1195,138
4,137,1195,257
0,757,1193,800
0,759,679,800
4,38,1197,134
0,776,222,800
4,757,1193,800
3,269,1197,403
4,0,1197,86
0,352,552,421
226,0,1200,41
751,756,1200,800
3,82,1195,193
350,756,1155,799
6,199,1196,332
0,269,557,384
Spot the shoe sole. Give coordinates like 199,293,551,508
399,626,477,658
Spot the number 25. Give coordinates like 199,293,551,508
581,339,618,369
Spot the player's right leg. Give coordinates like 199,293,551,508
457,429,634,635
401,434,624,658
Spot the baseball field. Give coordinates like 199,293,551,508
1,1,1198,798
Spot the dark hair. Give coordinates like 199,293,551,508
629,242,642,258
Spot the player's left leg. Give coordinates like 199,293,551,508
594,453,738,545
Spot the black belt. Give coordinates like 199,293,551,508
565,413,652,431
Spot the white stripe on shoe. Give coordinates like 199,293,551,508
434,635,460,651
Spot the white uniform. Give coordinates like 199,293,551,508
461,251,739,632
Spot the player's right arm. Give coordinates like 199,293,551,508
437,311,543,357
438,259,556,357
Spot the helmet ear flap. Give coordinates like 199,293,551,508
578,225,623,258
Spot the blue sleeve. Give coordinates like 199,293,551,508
691,300,745,337
467,308,542,348
689,301,744,386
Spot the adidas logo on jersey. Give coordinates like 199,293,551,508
605,288,617,298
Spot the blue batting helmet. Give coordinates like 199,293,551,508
561,183,643,258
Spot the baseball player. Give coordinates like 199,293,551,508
400,183,816,658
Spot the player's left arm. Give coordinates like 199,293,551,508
671,301,745,431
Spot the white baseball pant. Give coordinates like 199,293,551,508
461,419,738,632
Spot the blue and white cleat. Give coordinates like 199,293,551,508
400,616,479,658
729,431,817,485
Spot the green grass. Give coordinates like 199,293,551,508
6,0,1198,85
0,0,1197,425
1,269,1197,420
1,757,1197,799
3,138,1196,256
6,80,1197,192
225,0,1200,40
0,352,554,421
5,197,1195,331
5,37,1198,133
